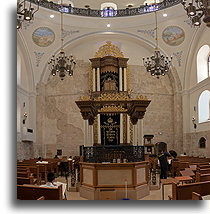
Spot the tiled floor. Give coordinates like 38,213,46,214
55,176,172,200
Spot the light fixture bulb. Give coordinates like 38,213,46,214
50,14,55,18
107,24,111,27
163,13,167,17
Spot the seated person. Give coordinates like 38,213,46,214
41,172,67,199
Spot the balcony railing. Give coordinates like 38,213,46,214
30,0,182,18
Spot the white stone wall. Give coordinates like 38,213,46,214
33,63,183,158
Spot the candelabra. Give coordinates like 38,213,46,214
17,0,40,29
143,10,172,78
48,0,76,80
182,0,210,27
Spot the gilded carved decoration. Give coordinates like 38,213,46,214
95,41,124,58
135,95,148,100
79,95,91,101
99,105,127,113
94,92,130,101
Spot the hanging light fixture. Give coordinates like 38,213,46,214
48,0,76,80
143,10,172,78
17,0,40,29
182,0,210,27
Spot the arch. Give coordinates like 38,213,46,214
197,45,210,83
40,30,174,83
101,2,117,10
198,137,206,149
101,2,117,17
17,32,35,93
198,90,210,123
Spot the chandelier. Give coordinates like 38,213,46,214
17,0,40,29
48,0,76,80
182,0,210,27
143,10,172,78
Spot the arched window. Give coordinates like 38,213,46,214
144,0,159,12
101,2,117,17
17,98,21,133
198,90,210,123
198,137,206,148
197,45,210,83
17,53,21,85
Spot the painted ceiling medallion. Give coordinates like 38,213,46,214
162,26,185,46
32,27,55,47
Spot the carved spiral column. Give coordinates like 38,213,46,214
96,68,100,92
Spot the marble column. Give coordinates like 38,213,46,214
123,68,127,91
89,125,94,146
92,68,96,92
84,120,89,146
97,114,101,144
96,68,100,92
119,67,123,91
120,113,123,144
127,115,130,144
133,124,138,146
137,119,144,146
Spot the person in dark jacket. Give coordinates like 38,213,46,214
158,150,171,179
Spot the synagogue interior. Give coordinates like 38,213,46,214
16,0,210,201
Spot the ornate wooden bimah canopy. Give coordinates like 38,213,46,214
76,93,150,125
76,41,151,148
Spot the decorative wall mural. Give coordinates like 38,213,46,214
22,21,33,30
32,27,55,47
137,29,155,39
34,51,45,67
184,19,193,28
62,29,80,38
173,51,183,67
162,26,185,46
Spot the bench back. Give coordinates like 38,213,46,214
196,173,210,182
172,181,210,200
17,176,34,185
17,184,62,200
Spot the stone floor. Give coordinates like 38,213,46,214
55,176,172,200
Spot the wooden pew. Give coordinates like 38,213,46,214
37,196,45,200
17,176,34,185
197,168,210,174
169,181,210,200
195,173,210,182
192,192,202,200
17,184,63,200
17,165,41,185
